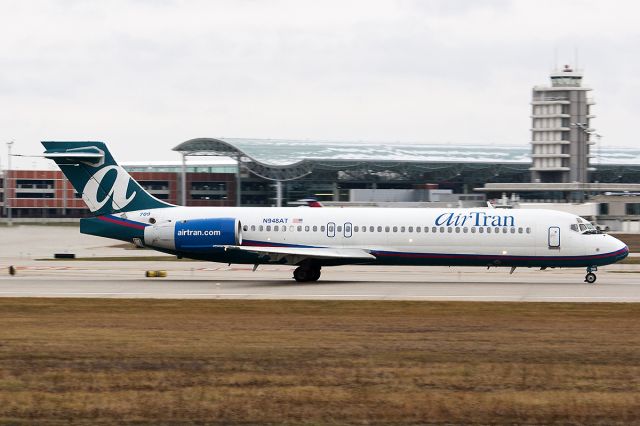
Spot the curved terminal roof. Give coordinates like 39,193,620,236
173,137,640,181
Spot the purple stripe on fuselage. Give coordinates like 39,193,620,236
98,215,148,230
371,247,628,261
240,239,628,262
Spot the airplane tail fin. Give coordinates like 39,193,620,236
42,141,172,215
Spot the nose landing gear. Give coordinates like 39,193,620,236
584,266,597,284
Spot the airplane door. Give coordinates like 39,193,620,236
548,226,560,248
327,222,336,238
344,222,352,238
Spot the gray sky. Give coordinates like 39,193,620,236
2,0,640,168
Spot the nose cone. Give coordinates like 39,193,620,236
611,237,629,262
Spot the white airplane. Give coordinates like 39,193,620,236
43,141,629,284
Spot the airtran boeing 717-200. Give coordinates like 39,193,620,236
42,141,628,283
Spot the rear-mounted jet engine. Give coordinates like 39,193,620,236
144,218,242,252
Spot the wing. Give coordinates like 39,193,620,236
221,245,376,265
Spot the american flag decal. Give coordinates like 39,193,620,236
292,218,303,223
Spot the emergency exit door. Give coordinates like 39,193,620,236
548,226,560,248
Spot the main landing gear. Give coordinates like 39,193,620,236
293,262,321,282
584,266,597,284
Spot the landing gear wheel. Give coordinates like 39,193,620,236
585,272,597,284
309,267,321,282
293,265,321,282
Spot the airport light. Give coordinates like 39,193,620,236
6,140,14,225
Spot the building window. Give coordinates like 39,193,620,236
599,203,609,215
626,203,640,215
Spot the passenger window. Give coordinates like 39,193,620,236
274,225,279,231
479,227,484,233
432,227,436,233
243,225,248,231
251,225,256,231
502,228,507,234
385,226,390,232
337,226,342,232
290,225,294,232
393,226,398,232
494,227,499,233
313,225,318,232
354,226,359,232
487,227,491,233
408,226,413,232
526,227,531,234
361,226,366,233
282,226,286,232
463,227,468,233
297,225,302,232
370,226,375,232
518,227,523,234
266,225,271,231
416,227,420,233
401,226,405,232
259,225,264,231
321,226,326,232
440,227,445,233
305,226,309,232
510,227,516,234
447,227,452,233
455,227,460,233
471,227,476,233
377,226,382,232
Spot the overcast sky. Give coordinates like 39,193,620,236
2,0,640,168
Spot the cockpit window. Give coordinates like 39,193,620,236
572,221,601,234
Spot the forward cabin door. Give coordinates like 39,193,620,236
548,226,560,248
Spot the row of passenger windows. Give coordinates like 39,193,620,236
243,224,532,235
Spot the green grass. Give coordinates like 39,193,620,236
0,299,639,425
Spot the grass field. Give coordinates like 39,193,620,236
1,299,639,425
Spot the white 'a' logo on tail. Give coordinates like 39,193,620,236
83,165,136,212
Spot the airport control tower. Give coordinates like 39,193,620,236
530,65,595,184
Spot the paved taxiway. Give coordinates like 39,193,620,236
1,262,640,302
1,225,639,302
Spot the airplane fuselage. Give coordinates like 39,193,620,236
82,206,629,269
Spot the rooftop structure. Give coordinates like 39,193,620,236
530,65,596,184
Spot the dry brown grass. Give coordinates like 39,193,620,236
0,299,639,425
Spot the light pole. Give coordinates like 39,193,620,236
6,140,14,225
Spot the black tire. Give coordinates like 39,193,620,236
585,272,597,284
309,267,321,282
293,266,310,282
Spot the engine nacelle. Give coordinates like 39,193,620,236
144,218,242,252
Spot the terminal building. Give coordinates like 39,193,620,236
2,67,640,230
